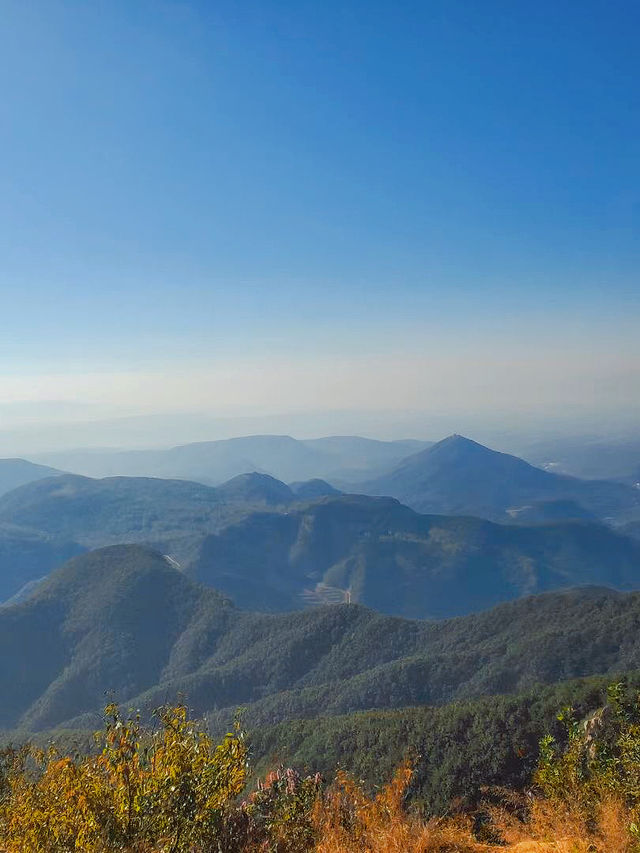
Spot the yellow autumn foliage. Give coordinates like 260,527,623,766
0,704,248,852
0,691,639,852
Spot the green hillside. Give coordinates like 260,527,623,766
249,672,640,814
3,476,638,617
0,474,249,565
5,544,640,734
215,471,294,505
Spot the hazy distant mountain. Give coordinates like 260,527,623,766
4,544,640,732
520,436,640,484
0,459,63,498
363,435,640,525
301,436,432,483
290,478,342,499
32,435,432,486
192,494,640,617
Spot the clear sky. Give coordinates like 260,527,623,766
1,0,638,450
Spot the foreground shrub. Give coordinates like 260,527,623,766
0,704,249,852
487,681,640,852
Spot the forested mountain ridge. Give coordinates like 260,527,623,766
193,493,640,617
248,672,640,815
5,544,640,733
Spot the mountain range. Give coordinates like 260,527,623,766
4,544,640,734
1,431,639,819
32,435,431,486
2,469,640,617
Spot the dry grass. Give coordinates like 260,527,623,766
482,793,634,853
310,765,637,853
312,763,490,852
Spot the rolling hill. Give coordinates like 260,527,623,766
4,544,640,733
289,478,342,500
363,434,640,525
215,472,294,505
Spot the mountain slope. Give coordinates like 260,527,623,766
191,494,640,617
5,546,640,732
0,459,63,498
248,673,640,814
0,524,85,603
519,435,640,483
0,546,235,730
2,475,639,618
130,585,640,736
364,434,640,524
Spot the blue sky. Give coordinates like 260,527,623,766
0,0,638,447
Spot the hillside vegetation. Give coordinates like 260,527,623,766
4,544,640,733
3,684,640,851
0,524,84,604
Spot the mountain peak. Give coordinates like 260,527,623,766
431,434,493,453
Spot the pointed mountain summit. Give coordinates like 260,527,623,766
364,434,640,523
